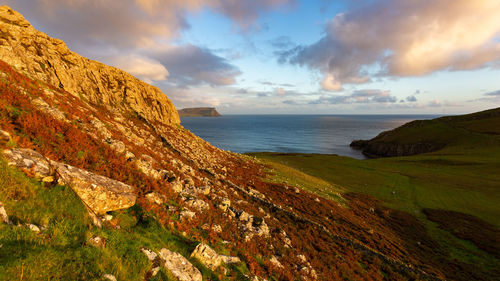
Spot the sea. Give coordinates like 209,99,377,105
181,115,440,159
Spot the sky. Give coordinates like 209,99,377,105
5,0,500,114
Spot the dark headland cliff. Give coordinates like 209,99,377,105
179,107,221,117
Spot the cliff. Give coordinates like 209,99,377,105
179,107,221,117
351,107,500,157
0,6,179,126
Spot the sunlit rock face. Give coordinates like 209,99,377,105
0,5,180,126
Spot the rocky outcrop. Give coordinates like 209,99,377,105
350,119,446,158
178,107,221,117
0,6,179,126
158,248,202,281
350,139,445,158
190,243,240,271
2,148,136,215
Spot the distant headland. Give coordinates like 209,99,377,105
178,107,221,117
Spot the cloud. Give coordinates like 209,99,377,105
268,36,296,49
485,90,500,96
275,87,287,96
154,44,241,86
311,89,398,104
406,95,418,102
110,54,169,83
6,0,295,48
281,0,500,90
428,100,442,107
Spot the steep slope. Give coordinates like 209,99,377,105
0,6,179,126
1,5,493,281
351,107,500,157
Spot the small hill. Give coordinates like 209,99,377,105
351,107,500,157
179,107,221,117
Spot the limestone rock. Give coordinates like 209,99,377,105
190,243,240,271
103,274,117,281
0,6,180,127
190,243,222,270
87,236,105,248
26,223,41,233
0,202,10,224
158,248,202,281
0,130,10,146
145,192,166,205
3,148,136,215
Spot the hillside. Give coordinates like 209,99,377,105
350,107,500,157
0,5,498,281
179,108,221,117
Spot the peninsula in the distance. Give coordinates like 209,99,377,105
178,107,221,117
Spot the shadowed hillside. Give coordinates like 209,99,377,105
351,107,500,157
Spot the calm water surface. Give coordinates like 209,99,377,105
181,115,439,159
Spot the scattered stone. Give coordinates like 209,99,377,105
145,192,166,205
26,223,41,233
218,198,231,212
0,130,11,146
141,248,158,261
88,236,105,248
190,243,241,271
42,176,55,183
185,198,209,211
103,274,117,281
190,243,222,270
159,248,202,281
0,202,10,224
314,198,320,203
171,179,184,193
270,256,283,269
180,209,196,221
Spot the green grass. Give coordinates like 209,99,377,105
0,157,245,280
252,145,500,226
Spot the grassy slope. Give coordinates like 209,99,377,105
250,109,500,275
0,156,247,280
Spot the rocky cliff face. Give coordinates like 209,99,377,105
0,6,179,126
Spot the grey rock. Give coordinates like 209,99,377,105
158,248,202,281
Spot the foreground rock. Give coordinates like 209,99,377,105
0,202,10,224
158,248,202,281
190,243,240,271
2,148,136,215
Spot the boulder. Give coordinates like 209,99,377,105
0,202,10,224
2,148,136,215
158,248,202,281
190,243,240,271
190,243,222,270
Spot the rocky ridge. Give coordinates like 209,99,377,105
0,5,179,126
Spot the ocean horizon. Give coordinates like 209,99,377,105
181,114,440,159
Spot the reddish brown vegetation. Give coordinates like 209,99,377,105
423,208,500,257
1,59,497,280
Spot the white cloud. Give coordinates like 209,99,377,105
111,55,169,83
282,0,500,90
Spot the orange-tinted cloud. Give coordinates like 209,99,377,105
282,0,500,91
